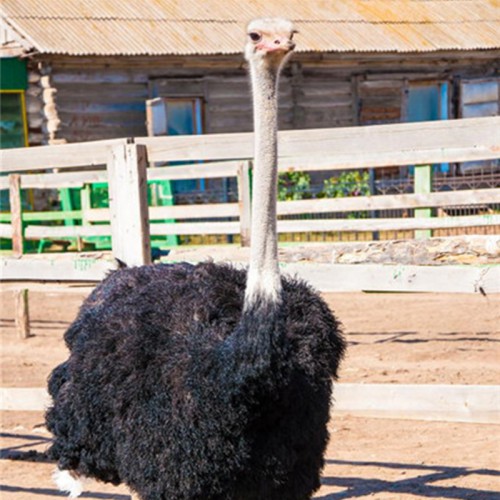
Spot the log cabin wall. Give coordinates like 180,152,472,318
25,50,499,146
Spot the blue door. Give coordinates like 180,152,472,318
407,83,449,174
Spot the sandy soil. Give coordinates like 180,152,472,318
1,286,499,499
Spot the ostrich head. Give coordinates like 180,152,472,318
244,18,296,70
243,18,296,307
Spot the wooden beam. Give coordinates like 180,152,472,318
0,161,240,191
1,117,498,173
0,223,11,238
8,174,23,257
0,256,116,281
150,222,240,236
3,257,497,294
281,263,500,294
276,188,500,215
24,224,112,238
107,144,152,267
1,283,96,293
148,160,240,181
333,384,500,424
86,203,240,223
14,288,30,339
19,213,500,241
237,161,252,247
3,384,498,424
138,116,500,167
0,388,51,411
0,210,83,223
22,221,241,239
414,164,433,239
19,169,107,189
0,137,127,173
276,214,500,233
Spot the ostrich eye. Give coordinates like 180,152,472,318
249,32,262,42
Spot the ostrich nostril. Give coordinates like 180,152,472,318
274,39,281,45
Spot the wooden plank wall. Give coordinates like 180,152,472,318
26,51,500,148
296,75,355,129
358,79,404,125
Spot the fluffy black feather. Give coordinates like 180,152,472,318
46,261,345,499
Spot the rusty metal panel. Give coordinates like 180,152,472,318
0,0,364,21
1,0,499,55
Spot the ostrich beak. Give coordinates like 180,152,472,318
256,36,295,53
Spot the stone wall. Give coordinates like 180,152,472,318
167,236,500,267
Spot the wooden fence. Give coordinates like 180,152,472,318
1,116,499,286
2,117,499,421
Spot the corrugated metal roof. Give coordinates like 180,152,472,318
1,0,499,56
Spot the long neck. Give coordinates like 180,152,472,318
244,60,282,308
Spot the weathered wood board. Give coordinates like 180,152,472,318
3,384,498,424
2,258,498,294
282,263,500,294
107,143,152,267
333,384,500,424
0,255,116,281
1,116,498,172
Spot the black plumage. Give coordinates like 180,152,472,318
46,262,345,499
47,18,346,499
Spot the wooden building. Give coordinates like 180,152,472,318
1,0,499,172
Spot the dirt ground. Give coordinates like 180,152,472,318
1,286,499,499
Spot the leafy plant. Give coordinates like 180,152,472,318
278,171,312,201
277,169,371,219
319,171,370,219
319,171,370,198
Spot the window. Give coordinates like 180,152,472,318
459,79,499,174
1,58,29,213
460,79,499,119
0,57,28,149
146,97,204,193
0,90,28,149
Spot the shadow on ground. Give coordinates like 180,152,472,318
318,459,500,499
0,484,130,499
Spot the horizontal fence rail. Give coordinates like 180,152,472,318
0,116,499,284
3,384,499,423
1,116,499,173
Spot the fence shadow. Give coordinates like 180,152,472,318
1,431,130,499
346,331,498,347
318,459,500,499
0,484,130,499
1,431,52,462
0,318,70,330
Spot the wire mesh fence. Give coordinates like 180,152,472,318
167,169,500,246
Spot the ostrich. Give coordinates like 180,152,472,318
46,18,345,500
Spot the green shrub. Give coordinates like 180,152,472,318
320,171,370,199
278,171,312,201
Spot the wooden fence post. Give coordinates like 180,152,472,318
77,183,92,252
107,143,152,267
414,164,432,239
15,288,30,339
9,174,23,257
237,160,252,247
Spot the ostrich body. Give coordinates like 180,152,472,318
46,18,345,500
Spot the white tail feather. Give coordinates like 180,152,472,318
53,468,85,498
